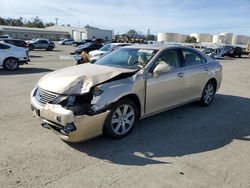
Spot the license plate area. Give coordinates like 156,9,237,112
31,105,40,117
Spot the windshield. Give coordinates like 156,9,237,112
95,48,157,69
79,42,91,49
99,44,114,52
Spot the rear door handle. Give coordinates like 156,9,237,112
177,72,184,77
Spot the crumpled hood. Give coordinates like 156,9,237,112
38,63,136,94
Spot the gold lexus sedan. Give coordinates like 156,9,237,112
31,45,222,142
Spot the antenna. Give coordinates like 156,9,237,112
55,18,58,25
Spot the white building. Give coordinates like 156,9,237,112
0,25,69,40
47,25,113,41
0,25,113,41
157,32,181,42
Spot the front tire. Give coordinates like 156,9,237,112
200,81,216,106
104,99,138,139
3,58,19,71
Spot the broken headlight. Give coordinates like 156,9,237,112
51,95,76,106
51,96,68,104
92,86,103,96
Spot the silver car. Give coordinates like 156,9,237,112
31,45,222,142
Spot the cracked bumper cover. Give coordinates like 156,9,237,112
31,99,110,142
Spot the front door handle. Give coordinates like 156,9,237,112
177,72,184,77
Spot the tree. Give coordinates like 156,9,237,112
26,16,44,28
146,34,155,41
185,36,197,43
127,29,138,38
0,16,56,28
45,22,55,27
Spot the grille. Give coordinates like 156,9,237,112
35,87,59,105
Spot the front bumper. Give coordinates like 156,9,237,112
31,95,110,142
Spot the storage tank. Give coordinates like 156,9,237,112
180,34,189,42
219,32,233,44
190,33,212,43
157,32,181,42
212,34,225,44
232,34,248,45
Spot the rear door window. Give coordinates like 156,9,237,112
182,49,206,66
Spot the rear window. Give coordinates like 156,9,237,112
0,43,11,49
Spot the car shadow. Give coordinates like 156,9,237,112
67,94,250,166
31,49,62,52
30,55,43,58
0,67,53,75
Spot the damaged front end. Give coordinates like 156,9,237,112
31,83,110,142
31,63,140,142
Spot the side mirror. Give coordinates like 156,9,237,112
153,63,171,74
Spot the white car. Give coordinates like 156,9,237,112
89,43,131,62
0,42,29,71
59,39,75,45
203,47,224,59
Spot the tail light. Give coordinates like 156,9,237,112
24,42,28,48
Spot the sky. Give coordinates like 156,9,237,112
0,0,249,35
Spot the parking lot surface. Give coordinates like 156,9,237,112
0,44,250,188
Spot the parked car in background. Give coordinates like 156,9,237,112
0,42,29,71
223,46,242,58
74,42,103,54
0,35,11,39
59,39,75,45
0,39,29,50
73,39,93,47
89,43,131,62
31,45,222,142
92,38,105,44
28,39,55,51
203,47,224,59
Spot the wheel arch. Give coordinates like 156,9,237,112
207,78,217,91
3,56,19,63
114,93,142,119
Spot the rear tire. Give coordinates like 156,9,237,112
46,46,53,51
199,81,216,106
29,45,34,51
3,57,19,71
104,99,138,139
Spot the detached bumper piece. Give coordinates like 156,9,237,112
60,122,77,136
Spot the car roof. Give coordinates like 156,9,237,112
122,44,199,51
110,43,131,46
36,38,50,40
0,38,25,42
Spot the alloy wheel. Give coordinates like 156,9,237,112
5,58,19,71
111,104,135,135
203,83,215,104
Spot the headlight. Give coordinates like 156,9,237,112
93,54,100,57
92,87,103,96
52,96,68,104
52,95,76,106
